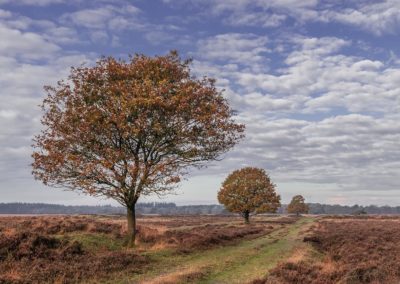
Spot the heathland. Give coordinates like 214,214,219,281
1,214,400,283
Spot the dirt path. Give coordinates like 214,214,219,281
125,217,316,284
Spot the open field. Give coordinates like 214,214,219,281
1,215,400,283
0,214,305,283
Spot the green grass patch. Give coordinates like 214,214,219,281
125,217,317,284
197,218,315,283
60,233,125,252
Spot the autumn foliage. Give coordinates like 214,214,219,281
218,167,281,223
287,195,309,216
32,51,244,246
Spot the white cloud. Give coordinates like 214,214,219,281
144,30,175,45
0,54,90,198
0,0,65,5
225,113,400,191
0,109,18,119
89,30,109,44
59,3,180,45
197,33,269,71
0,24,60,60
165,0,400,36
43,25,79,44
164,0,318,27
0,15,93,201
213,35,400,114
320,0,400,36
192,32,400,197
225,12,287,28
0,10,80,45
63,7,116,29
195,0,317,15
61,5,141,30
0,8,11,17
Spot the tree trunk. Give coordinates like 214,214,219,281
243,211,250,224
127,205,136,248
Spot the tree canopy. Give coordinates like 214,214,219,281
32,51,245,246
287,195,309,216
218,167,280,223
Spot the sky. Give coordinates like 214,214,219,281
0,0,400,206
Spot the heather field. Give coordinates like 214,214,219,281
256,216,400,284
1,215,400,283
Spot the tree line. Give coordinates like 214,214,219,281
2,202,399,215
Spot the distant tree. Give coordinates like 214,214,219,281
287,195,309,216
353,208,367,216
218,167,281,223
32,51,245,247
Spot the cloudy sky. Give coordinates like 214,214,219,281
1,0,400,206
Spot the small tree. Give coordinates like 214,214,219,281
32,51,245,247
218,167,280,223
287,195,309,216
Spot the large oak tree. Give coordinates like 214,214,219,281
218,167,280,223
32,51,245,246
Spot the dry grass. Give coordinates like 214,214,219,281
0,229,149,283
138,223,270,252
285,248,308,263
142,266,208,284
0,215,125,237
254,216,400,284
